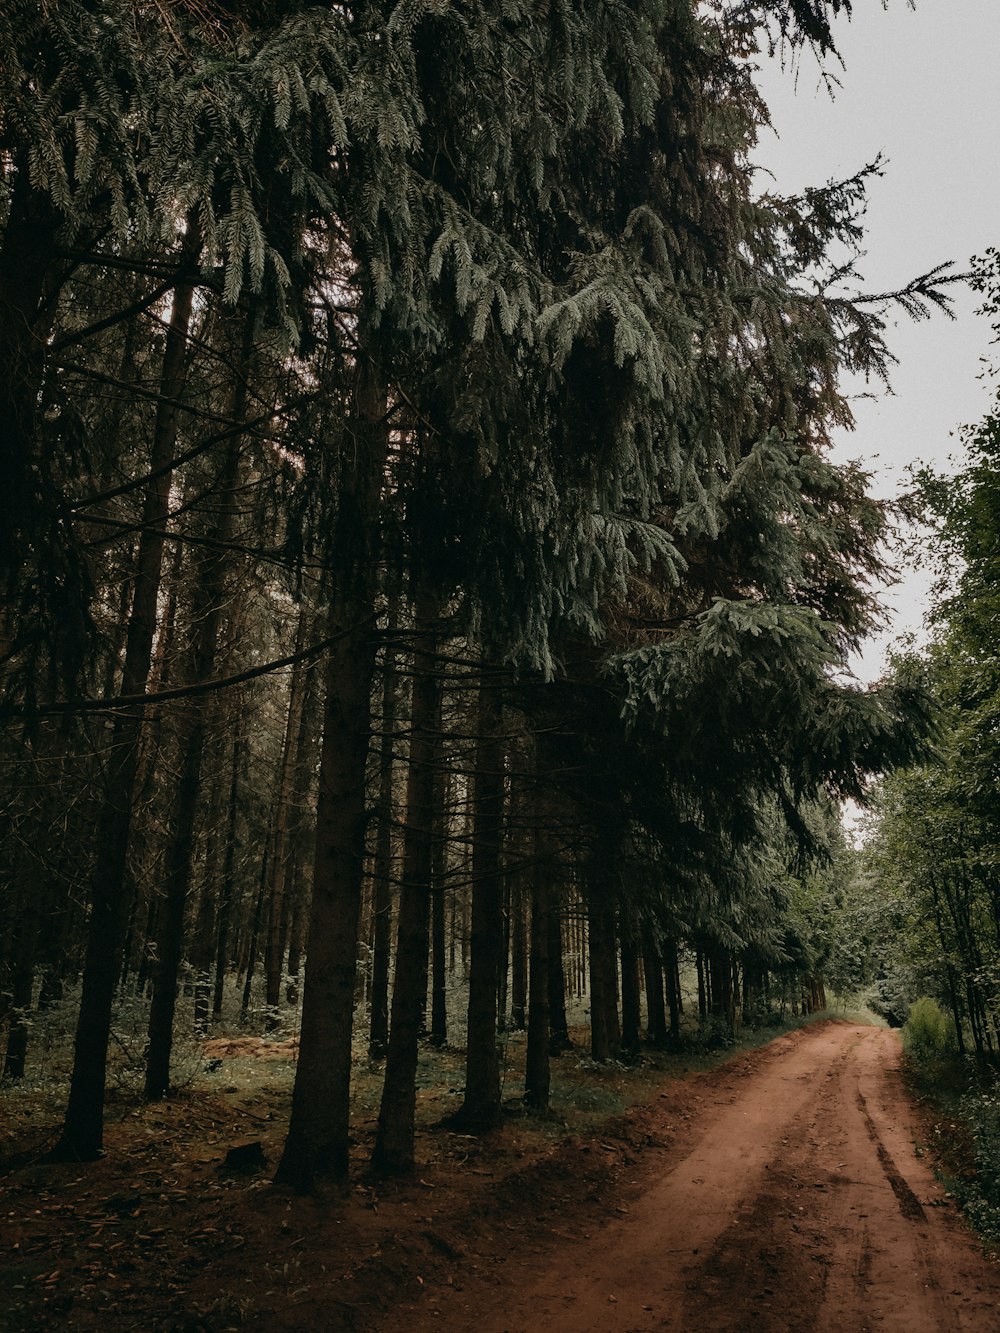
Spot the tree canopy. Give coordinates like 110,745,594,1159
0,0,959,1187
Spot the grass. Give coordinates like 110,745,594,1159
0,974,863,1170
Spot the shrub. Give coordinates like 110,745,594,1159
956,1088,1000,1243
867,968,914,1028
902,996,957,1062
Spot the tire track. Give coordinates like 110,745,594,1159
856,1086,927,1223
386,1023,1000,1333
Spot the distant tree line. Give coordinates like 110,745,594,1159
861,252,1000,1060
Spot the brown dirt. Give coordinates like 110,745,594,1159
3,1020,999,1331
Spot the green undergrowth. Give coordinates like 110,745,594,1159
1,991,862,1170
901,997,1000,1255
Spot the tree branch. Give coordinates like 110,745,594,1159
5,620,376,719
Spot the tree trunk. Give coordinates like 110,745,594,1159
696,949,707,1023
450,679,505,1132
510,872,527,1031
144,698,209,1098
664,938,681,1041
620,900,641,1056
3,878,39,1080
368,617,399,1059
241,855,268,1021
264,611,311,1023
548,900,570,1053
371,597,442,1174
282,667,318,1009
213,726,243,1017
122,536,184,993
642,924,667,1046
191,842,219,1035
588,896,611,1062
588,851,621,1062
190,733,229,1032
53,226,199,1160
497,872,511,1033
0,164,66,685
274,347,387,1192
524,815,552,1110
429,767,450,1047
145,319,249,1100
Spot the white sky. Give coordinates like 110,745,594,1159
751,0,1000,682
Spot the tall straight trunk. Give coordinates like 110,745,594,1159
451,679,505,1131
709,952,735,1026
274,612,380,1186
144,714,208,1097
588,897,611,1062
0,165,61,668
285,794,316,1009
122,537,184,993
665,938,682,1040
3,869,39,1080
241,845,270,1019
548,901,570,1052
282,666,319,1007
192,760,225,1033
213,726,243,1017
696,949,707,1023
587,822,621,1063
36,882,71,1012
358,867,373,1006
577,902,587,998
619,900,641,1056
429,767,450,1046
274,347,388,1192
0,945,11,1036
641,924,667,1046
931,896,967,1057
497,874,511,1032
461,873,472,976
103,552,136,708
602,903,621,1056
135,895,158,996
509,874,527,1031
368,619,399,1059
284,906,304,1002
4,738,62,1075
53,227,199,1160
371,597,442,1174
285,893,304,1005
524,815,552,1109
145,319,249,1101
192,887,217,1033
264,611,311,1019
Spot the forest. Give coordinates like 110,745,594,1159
3,1,1000,1327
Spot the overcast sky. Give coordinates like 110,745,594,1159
751,0,1000,681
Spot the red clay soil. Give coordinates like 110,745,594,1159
381,1022,1000,1333
3,1021,1000,1331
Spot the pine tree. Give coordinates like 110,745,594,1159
0,0,964,1181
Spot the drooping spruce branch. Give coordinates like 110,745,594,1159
1,621,374,719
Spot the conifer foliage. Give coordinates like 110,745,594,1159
0,0,951,1186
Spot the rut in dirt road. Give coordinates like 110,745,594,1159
406,1023,1000,1333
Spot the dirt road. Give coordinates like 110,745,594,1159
6,1021,1000,1331
405,1023,1000,1332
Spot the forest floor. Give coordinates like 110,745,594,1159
2,1018,1000,1331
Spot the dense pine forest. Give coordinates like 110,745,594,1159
4,6,1000,1284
